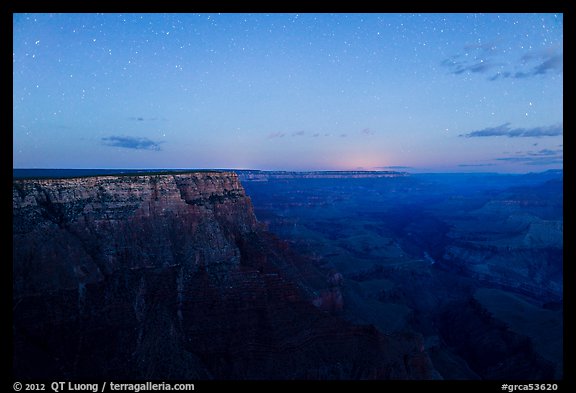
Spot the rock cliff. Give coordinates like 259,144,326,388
13,172,435,380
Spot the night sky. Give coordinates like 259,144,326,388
13,13,563,172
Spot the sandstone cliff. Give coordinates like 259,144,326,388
13,172,435,380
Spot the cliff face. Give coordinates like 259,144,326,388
13,173,258,293
13,172,435,380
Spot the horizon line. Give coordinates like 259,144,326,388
13,167,563,175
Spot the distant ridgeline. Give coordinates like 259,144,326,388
13,168,409,180
236,170,408,181
12,168,227,179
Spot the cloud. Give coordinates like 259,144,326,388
444,44,562,81
533,54,563,75
458,163,496,167
267,129,374,139
525,160,563,166
460,61,498,74
268,130,306,139
488,71,511,81
492,52,562,80
442,58,499,75
268,132,286,139
527,148,563,156
441,43,502,76
460,123,563,138
493,147,563,166
376,166,413,169
129,116,159,121
102,136,163,151
495,156,563,165
464,42,499,53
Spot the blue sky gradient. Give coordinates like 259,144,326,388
13,13,563,172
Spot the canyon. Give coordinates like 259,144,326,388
240,171,563,379
12,169,562,380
